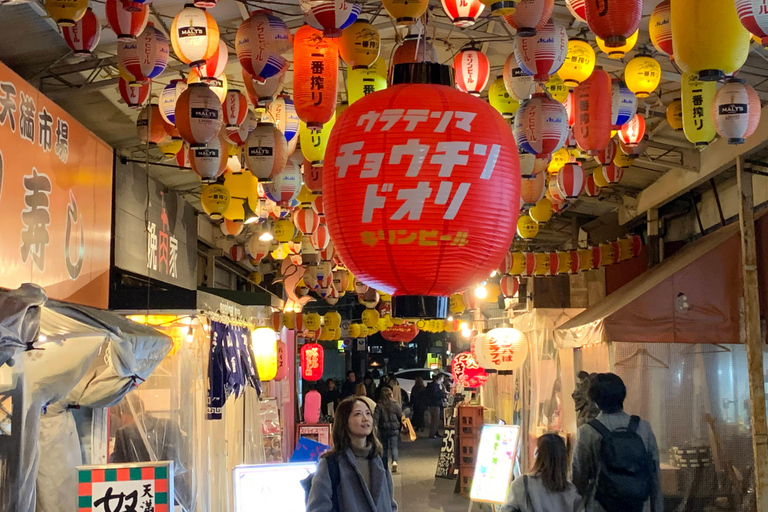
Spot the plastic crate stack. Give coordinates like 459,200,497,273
457,405,484,496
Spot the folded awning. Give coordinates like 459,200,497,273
554,220,743,348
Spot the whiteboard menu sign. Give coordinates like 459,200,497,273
233,462,316,512
469,425,521,504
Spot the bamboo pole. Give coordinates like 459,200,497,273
736,156,768,512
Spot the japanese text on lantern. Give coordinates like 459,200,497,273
304,345,320,372
311,53,324,106
332,109,501,245
691,88,704,130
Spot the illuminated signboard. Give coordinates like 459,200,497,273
469,425,521,504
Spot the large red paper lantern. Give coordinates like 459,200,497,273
514,93,568,158
452,351,488,388
235,11,292,81
323,83,520,297
301,342,324,381
175,83,223,148
119,77,148,109
514,19,567,82
293,25,339,129
573,69,612,155
105,0,148,41
381,323,420,343
63,7,100,56
618,114,646,147
453,49,491,96
586,0,641,48
503,0,554,37
441,0,485,27
557,163,585,199
302,0,361,38
117,24,169,86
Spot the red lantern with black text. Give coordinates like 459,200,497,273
574,69,612,155
293,25,339,129
323,83,520,297
452,351,488,388
585,0,641,49
618,114,645,147
601,162,624,185
63,7,101,56
301,342,324,381
453,49,491,96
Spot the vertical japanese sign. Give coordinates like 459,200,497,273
0,61,112,307
77,461,174,512
113,158,197,290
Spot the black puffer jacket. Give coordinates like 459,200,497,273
374,400,403,437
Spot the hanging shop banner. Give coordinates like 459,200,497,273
469,425,521,504
113,159,197,290
0,61,113,307
76,461,175,512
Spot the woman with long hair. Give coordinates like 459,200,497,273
373,387,403,473
410,376,426,432
500,434,583,512
307,397,398,512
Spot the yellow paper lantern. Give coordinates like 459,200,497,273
46,0,88,26
488,76,520,119
347,67,387,105
449,293,466,314
556,251,571,274
592,169,610,188
616,238,633,261
324,311,342,330
671,0,750,81
304,312,322,331
484,283,501,302
613,150,635,168
510,252,526,275
682,72,717,146
201,184,231,220
300,114,336,165
599,243,615,266
532,253,550,276
249,271,263,285
529,197,553,224
548,148,570,174
381,0,429,26
362,308,380,328
545,75,569,103
517,215,539,239
578,248,592,272
624,55,661,98
251,327,278,381
666,99,683,131
376,317,389,332
339,19,380,69
274,218,296,242
359,324,369,337
348,324,362,338
187,69,228,103
596,30,638,59
159,138,183,157
480,0,516,16
559,39,596,87
222,170,259,222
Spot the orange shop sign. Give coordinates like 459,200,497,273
0,61,112,308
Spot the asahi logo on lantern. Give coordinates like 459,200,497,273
191,107,220,119
178,26,206,38
719,103,747,115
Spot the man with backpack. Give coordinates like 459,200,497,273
572,373,663,512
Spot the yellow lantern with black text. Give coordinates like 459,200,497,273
596,30,638,59
517,215,539,239
201,184,230,220
489,76,520,119
348,323,362,338
362,308,380,328
533,253,550,276
559,39,595,87
546,75,568,103
624,55,661,98
449,293,466,314
510,252,526,275
347,67,387,105
382,0,429,26
613,150,635,169
529,197,553,224
556,251,571,274
599,243,615,266
339,19,380,69
222,169,259,222
251,327,278,381
300,114,336,166
324,311,342,331
274,218,296,242
682,72,717,146
46,0,88,26
578,248,592,271
304,312,322,332
666,99,683,131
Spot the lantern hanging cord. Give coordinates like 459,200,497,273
144,80,153,319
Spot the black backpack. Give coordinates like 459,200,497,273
301,455,341,511
588,416,652,512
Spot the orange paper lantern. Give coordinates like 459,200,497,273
573,69,612,155
293,25,339,129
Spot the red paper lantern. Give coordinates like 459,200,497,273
119,77,148,109
175,83,223,148
514,93,568,157
320,239,336,262
601,162,624,184
521,252,537,277
441,0,485,27
499,275,519,297
106,0,147,41
586,0,641,49
230,244,246,261
584,174,601,197
453,49,491,96
293,25,339,129
381,323,420,342
311,223,331,251
557,163,585,199
199,39,229,81
503,0,554,37
294,207,320,235
618,114,646,146
312,194,325,216
117,24,169,85
595,140,617,167
223,90,249,130
498,251,514,274
574,69,612,155
302,0,361,38
63,7,100,56
547,252,559,275
568,250,580,273
452,351,488,388
513,19,568,82
137,104,166,145
650,0,673,58
547,176,565,203
564,91,575,126
301,342,324,381
322,83,521,297
221,218,244,237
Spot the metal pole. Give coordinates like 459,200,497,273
736,156,768,512
647,208,660,267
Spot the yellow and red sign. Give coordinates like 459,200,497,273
0,61,112,307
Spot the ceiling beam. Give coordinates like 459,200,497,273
626,101,768,223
